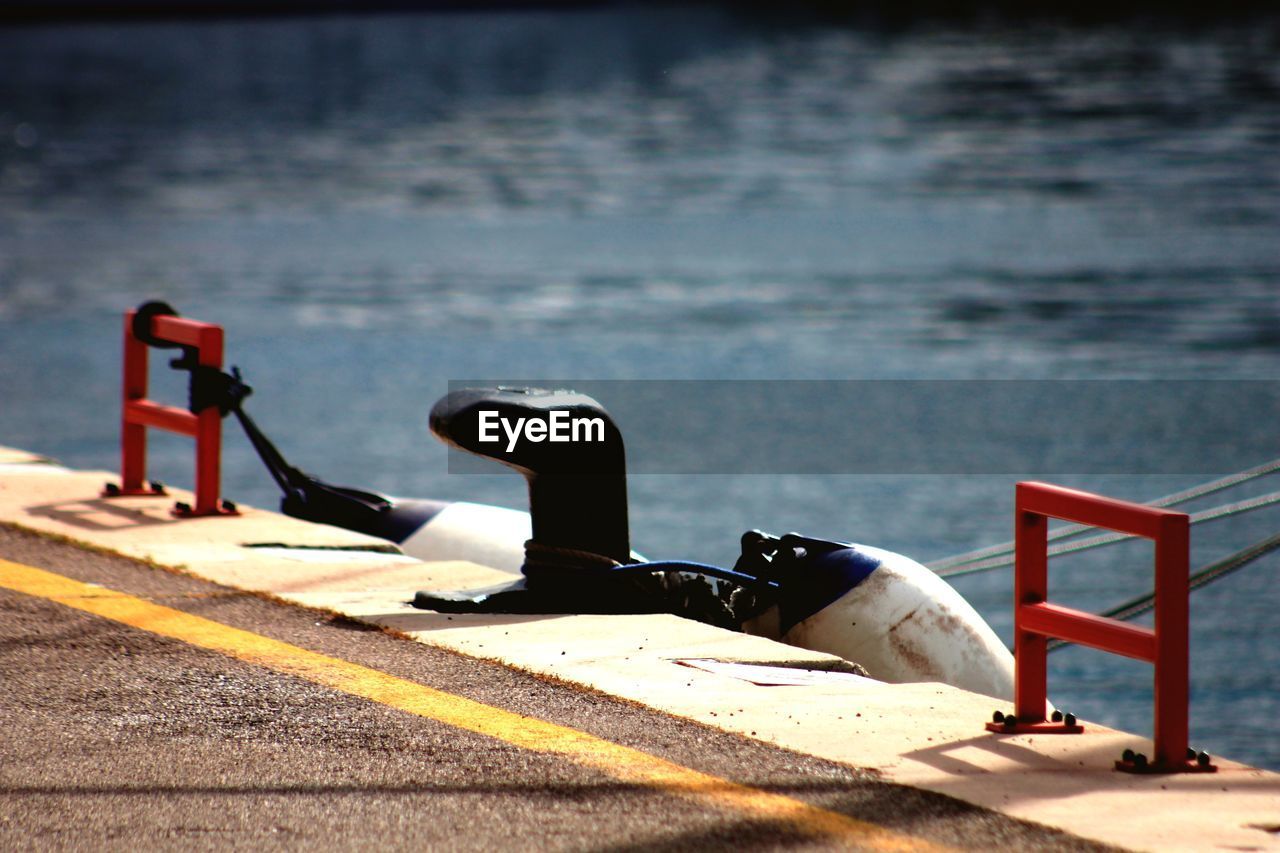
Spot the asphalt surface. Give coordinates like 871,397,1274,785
0,524,1111,851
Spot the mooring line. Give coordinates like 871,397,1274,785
927,457,1280,574
1047,531,1280,652
932,489,1280,578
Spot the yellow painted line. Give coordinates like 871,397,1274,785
0,558,947,852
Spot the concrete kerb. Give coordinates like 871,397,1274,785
0,449,1277,853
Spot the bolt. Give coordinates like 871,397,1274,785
1197,751,1211,767
1051,710,1063,723
1187,747,1197,760
103,482,120,496
1003,715,1016,730
149,480,166,494
173,501,191,514
992,711,1005,723
221,499,237,512
1133,753,1148,769
1122,748,1135,763
1064,713,1077,727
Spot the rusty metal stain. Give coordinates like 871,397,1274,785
886,607,943,680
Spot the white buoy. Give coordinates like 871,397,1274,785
397,501,530,574
746,543,1015,701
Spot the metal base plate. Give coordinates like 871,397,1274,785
986,720,1084,735
1114,757,1217,774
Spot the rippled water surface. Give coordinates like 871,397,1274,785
2,7,1279,768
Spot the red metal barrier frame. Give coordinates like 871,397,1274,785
985,481,1214,774
101,309,237,518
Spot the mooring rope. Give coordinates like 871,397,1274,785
933,488,1280,578
1046,530,1280,652
927,456,1280,577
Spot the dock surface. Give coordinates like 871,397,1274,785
1,448,1278,851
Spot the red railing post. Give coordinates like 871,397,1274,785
120,311,151,496
1013,489,1050,722
986,481,1213,774
103,306,237,518
1154,512,1190,768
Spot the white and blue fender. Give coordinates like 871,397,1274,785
736,535,1015,701
395,500,530,574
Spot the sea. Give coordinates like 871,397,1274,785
1,5,1278,770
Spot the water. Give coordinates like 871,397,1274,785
1,7,1279,769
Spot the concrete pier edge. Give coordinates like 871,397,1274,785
1,447,1277,852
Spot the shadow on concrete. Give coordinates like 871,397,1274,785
0,778,1110,851
363,609,567,634
902,732,1273,805
24,497,178,532
245,558,452,594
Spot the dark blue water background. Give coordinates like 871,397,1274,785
1,8,1278,768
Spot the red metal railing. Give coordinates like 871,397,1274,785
102,307,236,517
987,481,1214,773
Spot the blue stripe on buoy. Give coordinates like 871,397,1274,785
778,547,881,635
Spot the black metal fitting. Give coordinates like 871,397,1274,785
429,387,630,564
131,301,181,348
